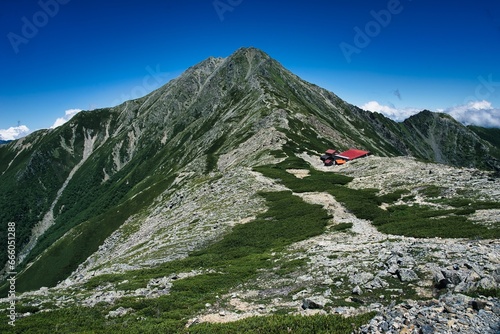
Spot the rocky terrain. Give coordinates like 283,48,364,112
179,157,500,333
0,48,499,332
3,155,498,333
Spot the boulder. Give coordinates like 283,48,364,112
302,296,330,309
397,268,419,282
478,276,497,290
433,270,449,289
106,307,133,319
352,285,363,295
350,272,374,285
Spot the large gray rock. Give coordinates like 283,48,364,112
105,307,134,319
365,277,389,289
350,272,374,285
433,269,449,289
302,296,330,309
478,276,497,290
442,270,463,285
397,268,419,282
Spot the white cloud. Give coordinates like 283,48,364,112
444,100,500,128
50,109,82,129
361,100,500,128
360,101,421,122
0,125,30,141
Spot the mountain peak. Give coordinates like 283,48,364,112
230,46,271,59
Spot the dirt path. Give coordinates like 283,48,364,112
296,192,388,243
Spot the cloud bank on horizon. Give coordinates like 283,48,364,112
361,100,500,128
0,125,30,141
0,109,82,141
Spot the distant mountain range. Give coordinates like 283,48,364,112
1,47,499,296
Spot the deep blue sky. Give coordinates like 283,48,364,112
1,0,500,139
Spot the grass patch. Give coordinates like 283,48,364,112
466,287,500,298
205,134,227,174
187,312,376,334
379,189,410,204
253,157,352,193
373,204,499,238
420,185,444,198
275,258,308,276
330,222,353,232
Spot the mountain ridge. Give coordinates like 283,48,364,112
0,46,499,293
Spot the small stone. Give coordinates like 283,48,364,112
219,311,225,316
443,304,456,314
470,300,486,311
352,285,363,295
322,278,333,285
420,324,435,334
379,321,389,331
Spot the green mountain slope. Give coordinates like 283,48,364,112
0,47,499,295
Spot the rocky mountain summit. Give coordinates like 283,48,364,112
0,47,499,333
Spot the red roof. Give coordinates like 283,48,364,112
325,149,337,155
337,149,370,160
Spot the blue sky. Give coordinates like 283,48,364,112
1,0,500,139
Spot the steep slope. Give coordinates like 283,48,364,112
0,47,499,296
402,111,500,170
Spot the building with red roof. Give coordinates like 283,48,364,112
335,149,370,161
